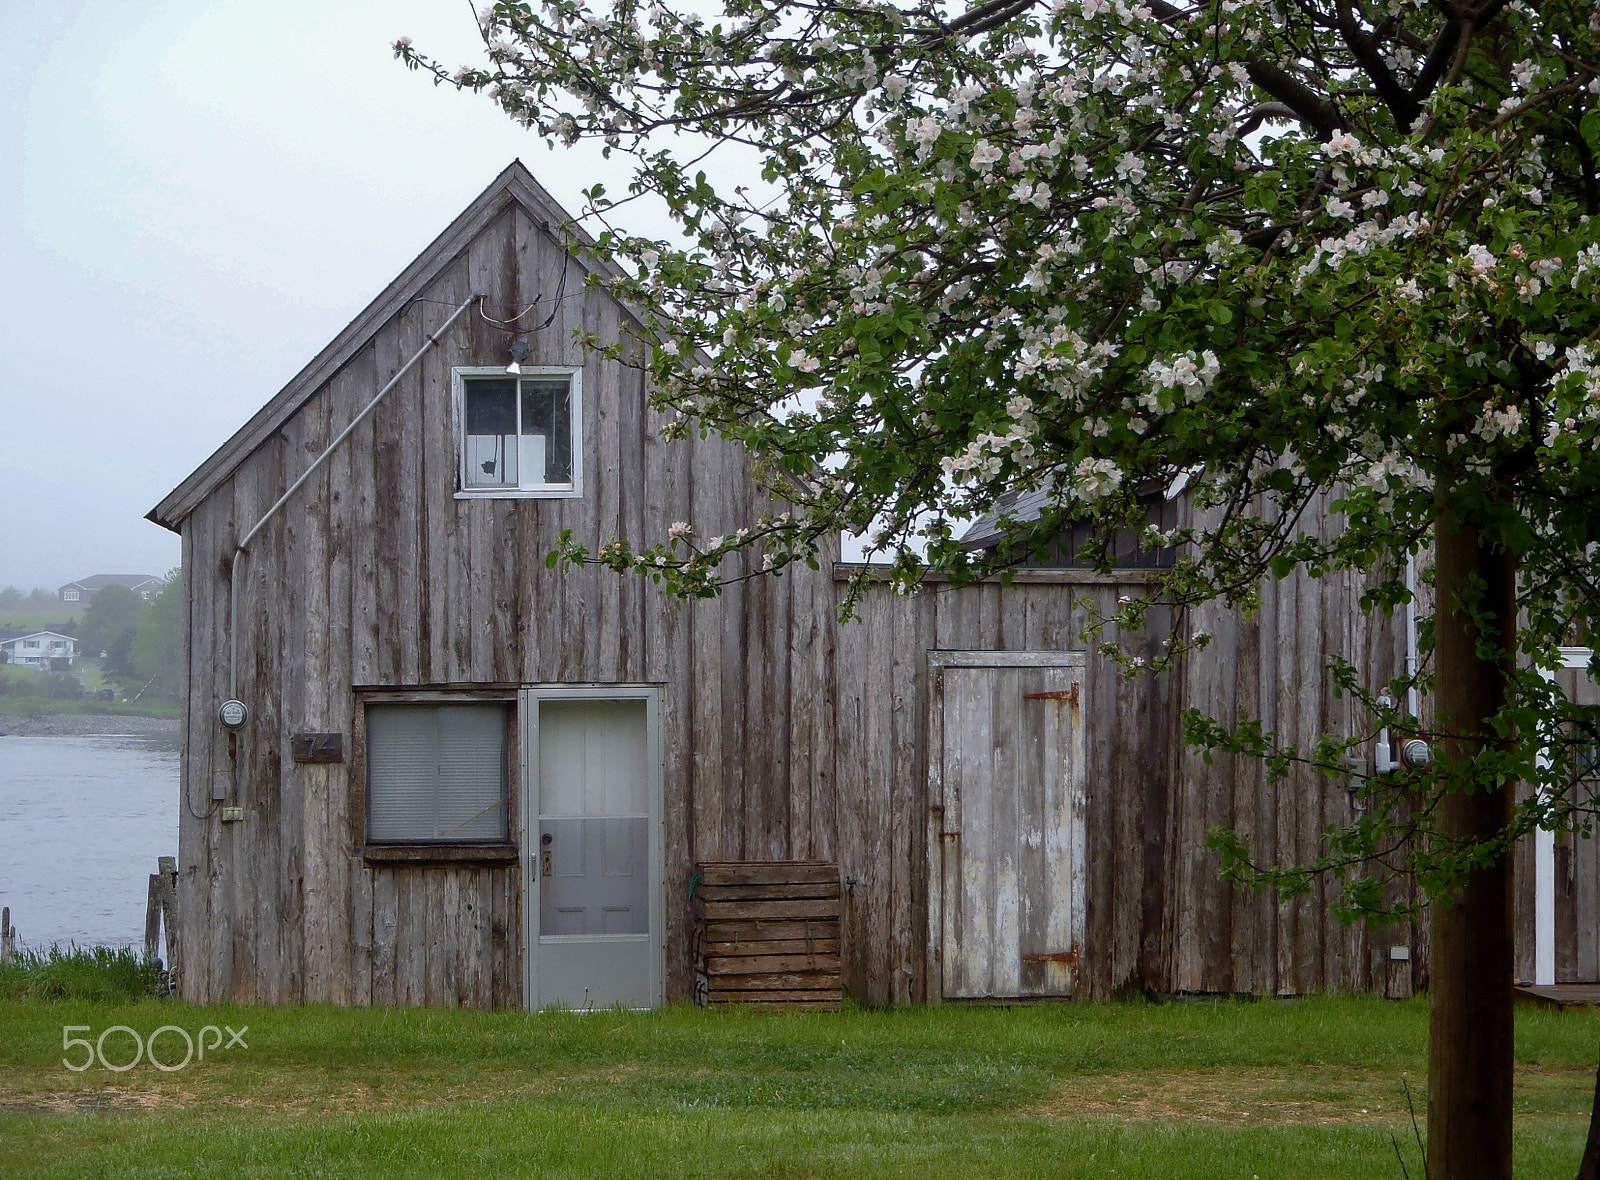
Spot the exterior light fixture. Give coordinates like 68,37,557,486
506,340,531,375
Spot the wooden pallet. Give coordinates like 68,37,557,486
1514,983,1600,1009
693,861,843,1010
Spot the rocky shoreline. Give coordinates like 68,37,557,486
0,713,180,738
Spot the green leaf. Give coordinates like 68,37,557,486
1582,109,1600,149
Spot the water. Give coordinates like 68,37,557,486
0,734,179,950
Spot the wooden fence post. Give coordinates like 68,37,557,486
144,857,180,994
0,906,14,964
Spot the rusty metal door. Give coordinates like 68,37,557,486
929,651,1087,1000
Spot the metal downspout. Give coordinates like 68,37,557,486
225,292,482,708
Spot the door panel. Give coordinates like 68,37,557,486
528,693,661,1009
538,700,649,815
540,817,649,935
933,655,1086,1000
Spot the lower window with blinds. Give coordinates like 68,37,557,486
364,701,513,856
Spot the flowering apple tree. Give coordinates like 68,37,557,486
401,2,1600,1171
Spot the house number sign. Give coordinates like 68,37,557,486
291,733,344,763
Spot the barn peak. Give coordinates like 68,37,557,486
148,160,617,533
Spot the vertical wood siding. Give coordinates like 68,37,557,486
177,194,1451,1007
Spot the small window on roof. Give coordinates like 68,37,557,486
456,369,581,497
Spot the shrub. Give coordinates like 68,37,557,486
44,672,84,700
0,945,164,1001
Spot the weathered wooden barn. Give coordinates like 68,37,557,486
150,161,1594,1009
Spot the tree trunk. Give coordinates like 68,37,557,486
1578,1052,1600,1180
1427,511,1517,1180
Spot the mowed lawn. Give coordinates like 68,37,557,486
0,996,1595,1179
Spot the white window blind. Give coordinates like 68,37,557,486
367,703,508,842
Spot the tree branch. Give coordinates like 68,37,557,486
1244,56,1344,138
1335,2,1422,130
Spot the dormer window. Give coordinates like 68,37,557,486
454,367,582,498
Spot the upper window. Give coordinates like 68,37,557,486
454,368,582,498
366,702,511,843
1575,705,1600,782
62,589,80,602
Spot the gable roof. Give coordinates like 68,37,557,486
959,486,1057,551
147,160,634,533
0,631,76,646
960,469,1196,550
61,574,166,592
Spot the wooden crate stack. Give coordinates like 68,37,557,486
693,861,843,1010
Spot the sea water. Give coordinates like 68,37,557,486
0,734,179,950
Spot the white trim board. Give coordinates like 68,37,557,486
1535,646,1595,986
520,684,665,1012
928,650,1088,668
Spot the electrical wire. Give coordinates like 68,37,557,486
406,258,576,337
477,259,572,335
184,768,219,821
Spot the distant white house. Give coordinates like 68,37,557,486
58,574,166,604
0,631,76,670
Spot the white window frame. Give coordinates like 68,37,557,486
62,589,80,602
521,684,665,1011
452,366,584,500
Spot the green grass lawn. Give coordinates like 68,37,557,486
0,605,81,633
0,995,1594,1178
0,696,179,720
0,693,180,722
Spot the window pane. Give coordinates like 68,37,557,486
521,378,572,485
540,817,648,935
436,705,509,840
464,379,519,487
1578,706,1600,780
367,706,439,841
539,700,648,816
367,703,508,842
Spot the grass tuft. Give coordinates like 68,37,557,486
0,945,164,1002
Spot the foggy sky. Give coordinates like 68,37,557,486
0,1,642,591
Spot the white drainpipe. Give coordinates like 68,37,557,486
225,293,482,707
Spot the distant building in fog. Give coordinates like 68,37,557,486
0,630,76,670
58,574,166,604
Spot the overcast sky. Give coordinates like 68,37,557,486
0,1,643,591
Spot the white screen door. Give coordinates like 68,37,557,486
524,688,663,1009
929,652,1087,1000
